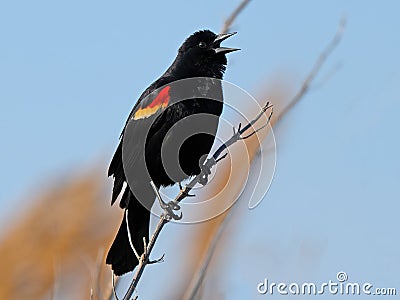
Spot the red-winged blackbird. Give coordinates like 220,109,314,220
106,30,238,276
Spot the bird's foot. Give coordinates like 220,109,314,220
199,157,216,186
150,181,182,220
161,200,182,221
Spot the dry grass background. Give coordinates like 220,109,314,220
0,169,121,299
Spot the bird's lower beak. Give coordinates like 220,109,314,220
214,47,240,54
213,32,240,54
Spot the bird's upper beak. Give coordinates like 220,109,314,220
213,32,240,54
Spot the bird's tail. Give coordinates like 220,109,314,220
106,188,151,276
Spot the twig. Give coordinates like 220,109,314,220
121,104,273,300
312,61,343,91
184,16,347,300
220,0,252,34
276,16,346,123
175,103,272,205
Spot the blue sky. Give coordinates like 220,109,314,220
1,0,399,298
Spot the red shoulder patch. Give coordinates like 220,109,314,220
133,86,171,120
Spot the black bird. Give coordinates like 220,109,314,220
106,30,239,276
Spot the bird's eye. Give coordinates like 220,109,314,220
198,42,207,49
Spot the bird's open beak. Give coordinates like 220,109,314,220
213,32,240,54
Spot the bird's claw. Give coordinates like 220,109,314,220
164,209,183,221
152,182,182,220
167,201,181,210
198,174,209,185
199,157,215,186
161,200,182,220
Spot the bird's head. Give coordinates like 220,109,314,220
175,30,239,78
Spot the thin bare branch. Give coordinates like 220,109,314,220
276,16,346,123
312,61,343,91
174,102,272,206
220,0,252,34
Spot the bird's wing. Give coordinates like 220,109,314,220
108,82,173,206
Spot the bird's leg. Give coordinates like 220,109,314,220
162,200,182,221
150,181,182,220
142,237,147,262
